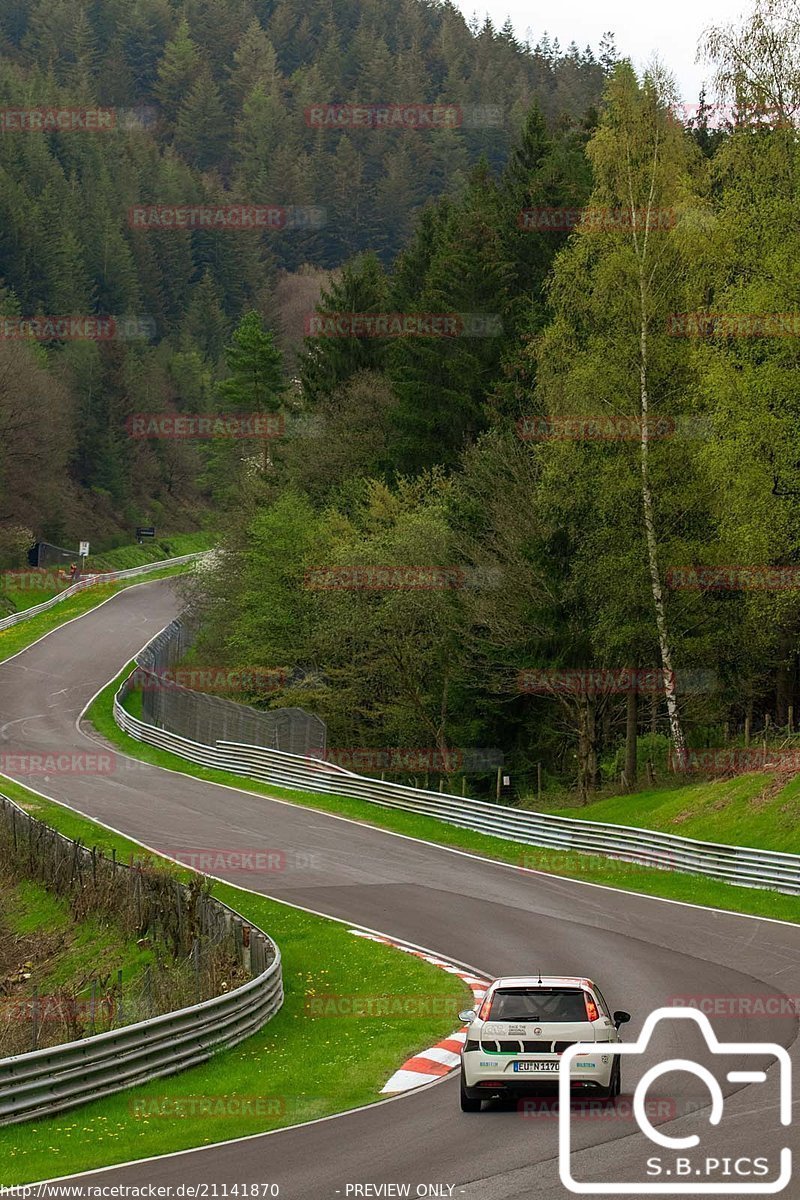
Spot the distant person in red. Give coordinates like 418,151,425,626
69,562,79,582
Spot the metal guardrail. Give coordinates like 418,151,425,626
113,650,800,897
0,553,207,632
0,794,283,1126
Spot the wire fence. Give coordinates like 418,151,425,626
0,795,275,1059
0,793,282,1127
27,541,76,569
130,617,327,756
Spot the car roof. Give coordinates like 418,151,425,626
488,976,597,990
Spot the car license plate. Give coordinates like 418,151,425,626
513,1060,560,1073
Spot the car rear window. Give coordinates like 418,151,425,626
488,987,589,1022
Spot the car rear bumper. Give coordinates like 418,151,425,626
462,1051,615,1092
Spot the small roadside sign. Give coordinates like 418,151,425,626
79,541,90,557
136,527,156,542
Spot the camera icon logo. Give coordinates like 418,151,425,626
558,1007,792,1194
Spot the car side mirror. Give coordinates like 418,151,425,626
613,1010,631,1028
459,1009,477,1024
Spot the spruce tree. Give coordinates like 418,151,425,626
155,18,200,125
218,310,286,470
174,66,230,170
299,253,389,404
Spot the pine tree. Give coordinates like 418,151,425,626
119,0,174,94
174,66,230,171
62,4,98,93
234,85,287,186
218,310,286,470
155,18,201,125
182,269,229,363
599,32,618,75
388,165,515,471
499,18,519,51
299,252,389,404
229,19,280,103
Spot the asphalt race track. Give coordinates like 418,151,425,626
0,578,798,1199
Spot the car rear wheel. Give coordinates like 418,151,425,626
460,1074,482,1112
597,1058,621,1100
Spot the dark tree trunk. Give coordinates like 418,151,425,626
775,629,795,726
625,687,638,790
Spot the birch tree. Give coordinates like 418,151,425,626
535,63,710,768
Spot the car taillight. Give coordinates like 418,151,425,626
584,993,599,1022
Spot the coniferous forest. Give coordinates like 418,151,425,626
0,0,609,540
1,0,800,795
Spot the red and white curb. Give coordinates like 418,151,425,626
349,929,490,1094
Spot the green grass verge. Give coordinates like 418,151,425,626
0,779,472,1184
0,534,213,620
0,564,197,667
2,878,154,991
86,533,215,573
548,775,800,854
88,667,800,926
1,582,66,614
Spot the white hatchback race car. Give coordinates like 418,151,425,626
459,975,630,1111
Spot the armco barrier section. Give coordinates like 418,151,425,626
112,664,800,897
0,795,283,1126
0,552,207,633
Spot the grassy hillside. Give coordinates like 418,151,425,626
547,774,800,853
85,532,215,572
0,875,156,1057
